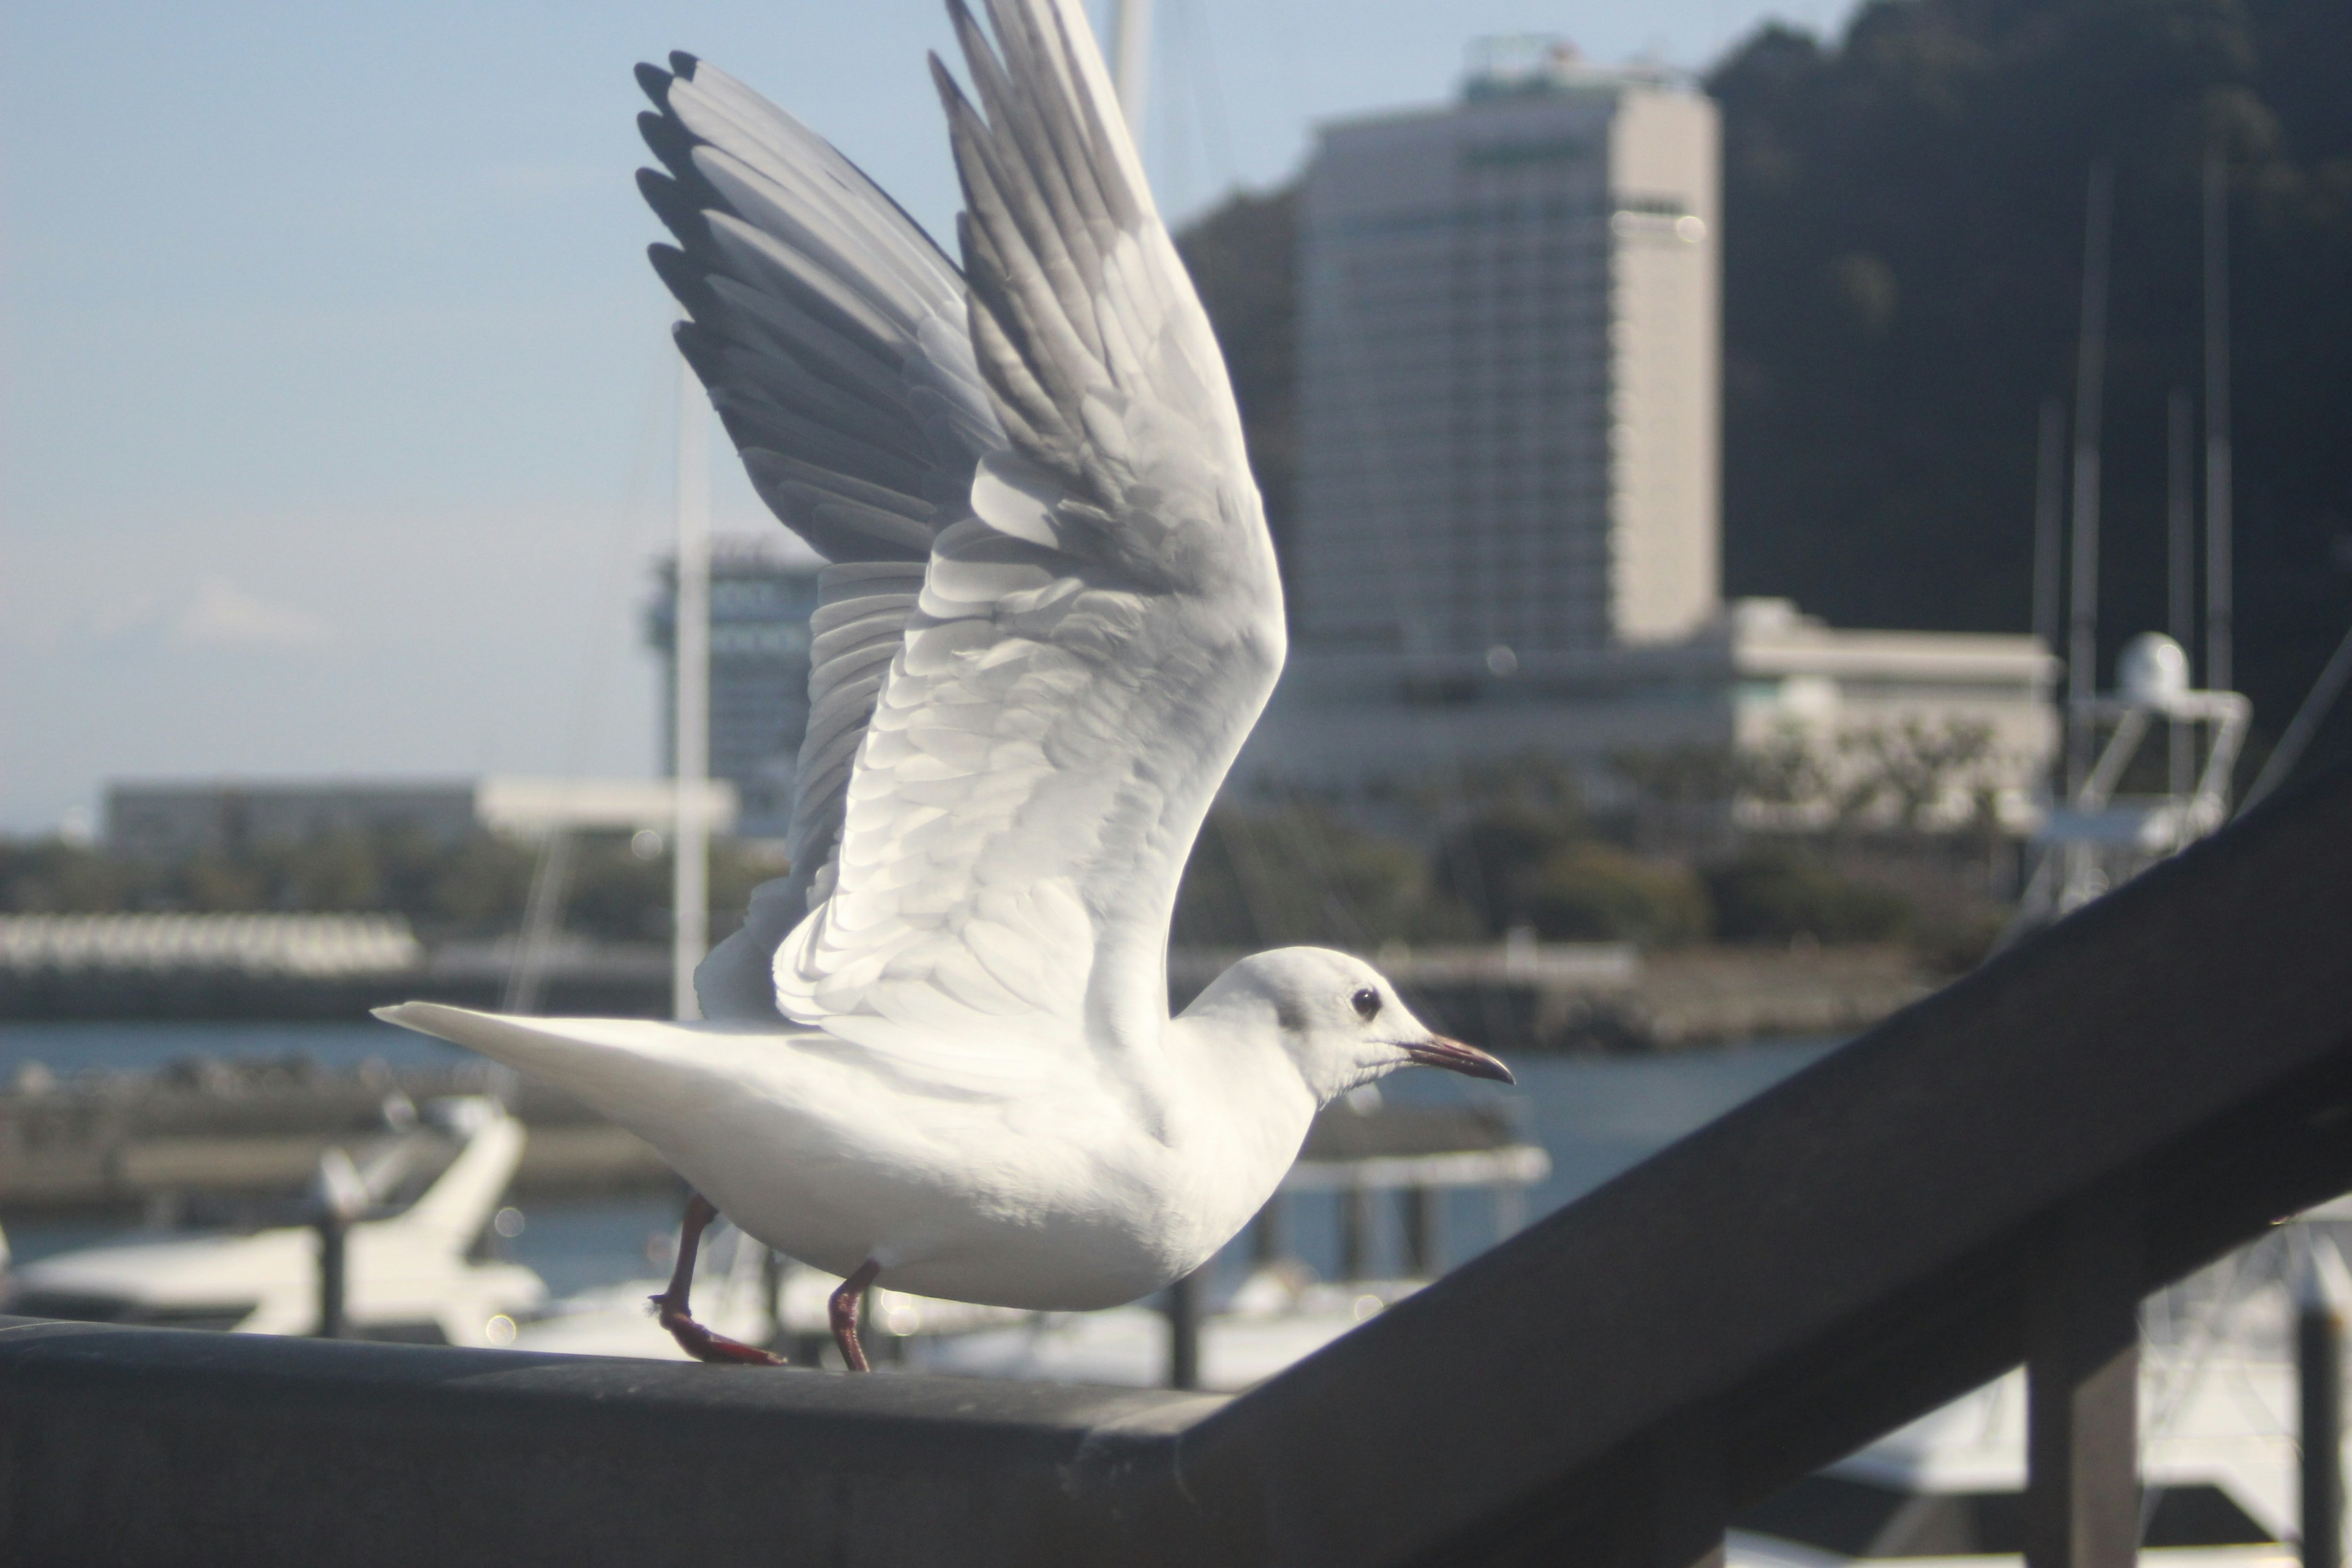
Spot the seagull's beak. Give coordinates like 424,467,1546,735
1401,1035,1515,1085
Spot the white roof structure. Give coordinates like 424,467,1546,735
0,913,423,977
1242,597,2059,823
472,777,736,839
104,775,737,858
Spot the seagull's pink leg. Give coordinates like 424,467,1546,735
651,1192,783,1366
829,1259,882,1372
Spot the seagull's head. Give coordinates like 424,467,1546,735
1191,946,1513,1104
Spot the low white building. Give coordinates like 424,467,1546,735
104,777,737,859
1237,598,2059,829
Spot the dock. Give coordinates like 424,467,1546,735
0,1061,671,1218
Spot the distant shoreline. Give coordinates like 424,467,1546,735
0,941,1936,1055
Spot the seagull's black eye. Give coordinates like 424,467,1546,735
1350,987,1381,1021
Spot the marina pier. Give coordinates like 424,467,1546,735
6,764,2350,1564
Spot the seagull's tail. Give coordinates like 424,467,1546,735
372,1002,777,1152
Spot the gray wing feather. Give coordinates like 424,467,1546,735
765,0,1283,1063
635,53,1006,1020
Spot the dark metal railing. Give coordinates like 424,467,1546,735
6,764,2352,1567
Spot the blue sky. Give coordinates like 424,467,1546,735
0,0,1859,835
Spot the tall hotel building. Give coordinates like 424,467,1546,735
1295,42,1720,659
1246,43,2057,823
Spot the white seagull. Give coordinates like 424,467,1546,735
379,0,1510,1371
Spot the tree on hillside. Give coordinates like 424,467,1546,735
1710,0,2352,763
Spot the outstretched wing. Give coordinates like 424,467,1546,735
767,0,1284,1068
635,53,1006,1017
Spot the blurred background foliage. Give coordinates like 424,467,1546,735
0,830,776,945
2,737,2011,968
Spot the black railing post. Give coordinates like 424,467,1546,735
1645,1407,1727,1568
2297,1231,2348,1568
1339,1185,1373,1280
1166,1267,1203,1390
1252,1193,1289,1267
2026,1181,2142,1568
310,1145,366,1340
1404,1185,1444,1276
314,1213,347,1340
761,1245,788,1357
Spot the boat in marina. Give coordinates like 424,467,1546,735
1,1096,545,1347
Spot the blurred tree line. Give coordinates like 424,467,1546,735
1172,734,2012,970
1175,0,2352,786
3,731,2003,967
0,830,775,944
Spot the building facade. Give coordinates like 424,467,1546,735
1264,43,2059,820
104,778,734,859
646,540,824,839
1240,600,2059,827
106,782,479,859
1295,41,1721,660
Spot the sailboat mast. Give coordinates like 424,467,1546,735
672,353,712,1022
2030,396,2067,807
1109,0,1153,134
2168,386,2196,796
2066,163,2114,793
2203,147,2234,703
2032,398,2067,659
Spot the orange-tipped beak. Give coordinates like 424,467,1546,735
1401,1035,1514,1084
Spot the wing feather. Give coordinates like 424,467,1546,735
767,0,1283,1066
635,53,1005,1021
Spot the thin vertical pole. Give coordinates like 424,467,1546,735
672,353,711,1023
2297,1232,2348,1568
2034,396,2068,660
315,1214,347,1339
2034,396,2068,818
2168,388,2196,798
1339,1185,1371,1280
761,1246,789,1357
2203,148,2234,704
2240,619,2352,814
505,826,575,1015
1166,1267,1202,1390
1404,1186,1445,1276
2026,1182,2142,1568
1110,0,1154,137
1251,1194,1289,1266
2067,164,2116,794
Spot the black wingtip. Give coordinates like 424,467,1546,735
647,243,723,323
638,168,709,245
925,50,963,107
638,109,701,183
633,61,672,108
671,320,733,396
669,50,700,81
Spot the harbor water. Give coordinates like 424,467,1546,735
0,1019,1837,1304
